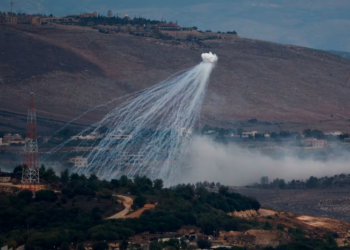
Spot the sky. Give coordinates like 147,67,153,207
2,0,350,52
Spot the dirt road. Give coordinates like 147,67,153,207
124,203,156,218
105,195,133,219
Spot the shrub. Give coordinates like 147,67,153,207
35,190,57,202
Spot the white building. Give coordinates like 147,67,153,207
71,132,101,140
2,133,24,144
264,133,271,138
69,156,88,167
324,131,343,136
241,131,258,138
0,176,11,183
303,138,327,149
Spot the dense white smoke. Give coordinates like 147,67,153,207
177,136,350,186
201,52,219,63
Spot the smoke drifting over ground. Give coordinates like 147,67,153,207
177,136,350,186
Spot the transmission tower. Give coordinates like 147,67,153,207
22,92,40,195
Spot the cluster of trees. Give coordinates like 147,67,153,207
0,171,261,250
201,123,350,142
194,181,221,189
255,174,350,189
1,169,347,250
81,16,162,27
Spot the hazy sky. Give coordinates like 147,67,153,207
2,0,350,52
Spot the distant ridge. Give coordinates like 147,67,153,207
327,50,350,61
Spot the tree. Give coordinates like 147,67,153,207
120,175,129,187
35,190,57,202
111,179,120,188
237,128,244,136
120,240,129,250
219,186,229,195
133,195,146,208
263,221,272,230
18,189,33,202
92,242,109,250
153,179,163,190
60,169,69,185
197,239,211,249
166,238,180,249
77,244,85,250
306,176,319,188
149,242,162,250
13,165,22,174
60,242,70,250
278,179,286,189
107,10,113,18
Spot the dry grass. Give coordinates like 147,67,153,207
1,24,350,132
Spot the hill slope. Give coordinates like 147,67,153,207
1,24,350,132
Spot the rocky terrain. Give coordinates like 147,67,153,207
1,24,350,132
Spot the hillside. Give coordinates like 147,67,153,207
1,24,350,132
2,173,350,250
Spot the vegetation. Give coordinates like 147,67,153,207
253,173,350,190
0,171,259,249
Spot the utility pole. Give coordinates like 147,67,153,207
10,0,13,15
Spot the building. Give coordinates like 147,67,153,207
12,134,24,143
69,156,88,167
325,131,343,136
3,133,24,144
109,130,133,140
30,16,41,25
3,133,12,144
5,14,18,24
241,131,258,138
264,133,271,138
16,15,34,24
0,172,12,183
0,138,2,146
71,132,101,140
303,138,327,149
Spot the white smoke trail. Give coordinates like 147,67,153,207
45,53,218,185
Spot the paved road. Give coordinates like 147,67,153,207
105,195,134,219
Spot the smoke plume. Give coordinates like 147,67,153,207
177,136,350,186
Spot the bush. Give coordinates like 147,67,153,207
263,221,272,230
18,189,33,202
92,242,109,250
35,190,57,202
197,239,212,249
277,223,285,231
133,195,146,208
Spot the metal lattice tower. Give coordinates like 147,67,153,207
22,92,40,193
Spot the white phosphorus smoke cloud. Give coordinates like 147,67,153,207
178,136,350,186
45,53,218,185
